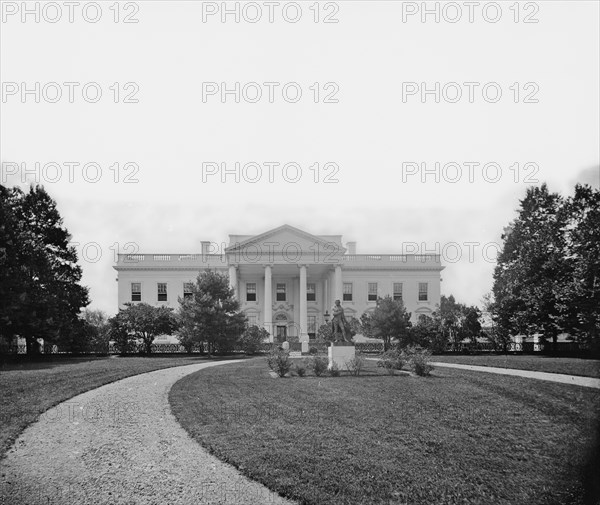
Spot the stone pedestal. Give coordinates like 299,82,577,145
328,342,355,370
301,341,309,353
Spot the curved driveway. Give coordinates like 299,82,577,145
1,360,295,505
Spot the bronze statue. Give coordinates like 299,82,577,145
331,299,350,342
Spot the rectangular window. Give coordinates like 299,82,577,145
183,283,194,300
246,282,257,302
248,315,257,327
157,283,167,302
393,282,403,302
343,283,353,301
419,282,428,301
276,283,286,301
368,282,378,301
307,283,316,301
131,282,141,302
308,315,316,339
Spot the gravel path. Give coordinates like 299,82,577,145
430,362,600,389
1,360,295,505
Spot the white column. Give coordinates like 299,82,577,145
299,265,308,351
228,264,237,298
324,278,329,318
334,265,343,301
264,265,272,339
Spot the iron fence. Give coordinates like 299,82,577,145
355,342,385,353
0,339,590,357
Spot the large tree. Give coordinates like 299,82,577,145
360,296,412,351
480,292,511,352
408,314,445,352
109,302,179,354
493,184,569,349
0,185,21,345
561,184,600,349
176,271,247,354
461,305,482,345
0,184,89,354
436,295,464,349
82,308,111,354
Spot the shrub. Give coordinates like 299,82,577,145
266,348,292,377
311,356,328,377
240,325,269,355
377,350,405,375
295,362,307,377
345,354,365,376
328,362,341,377
403,345,434,376
309,346,318,355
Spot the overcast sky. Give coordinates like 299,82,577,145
1,0,599,315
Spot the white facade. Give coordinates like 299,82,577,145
113,225,444,348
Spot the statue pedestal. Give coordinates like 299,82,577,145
328,342,355,371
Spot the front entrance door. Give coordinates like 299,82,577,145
276,325,287,343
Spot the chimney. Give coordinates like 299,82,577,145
346,241,356,255
201,241,211,255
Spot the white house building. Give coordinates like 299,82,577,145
113,224,444,350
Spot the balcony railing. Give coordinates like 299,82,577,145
115,253,441,268
342,254,441,266
115,253,227,267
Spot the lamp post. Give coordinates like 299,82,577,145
324,311,330,324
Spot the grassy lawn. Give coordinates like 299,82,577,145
432,354,600,378
0,355,236,458
170,358,600,505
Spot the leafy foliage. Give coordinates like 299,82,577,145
328,362,341,377
0,184,90,354
108,303,179,354
435,295,480,348
345,354,366,376
82,308,110,354
408,315,446,352
316,323,333,343
402,345,434,376
480,292,511,352
377,350,405,374
240,325,269,355
493,184,567,347
266,348,292,377
108,315,134,354
176,271,247,354
310,356,329,377
360,296,412,351
492,183,600,350
560,185,600,349
295,361,307,377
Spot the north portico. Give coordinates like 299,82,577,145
114,224,445,349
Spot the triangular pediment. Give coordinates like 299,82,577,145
225,224,346,257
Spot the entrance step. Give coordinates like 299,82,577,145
289,351,302,358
